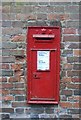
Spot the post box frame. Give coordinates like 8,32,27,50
27,26,60,104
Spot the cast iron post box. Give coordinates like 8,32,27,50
27,26,60,104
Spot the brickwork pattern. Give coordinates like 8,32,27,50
1,1,81,119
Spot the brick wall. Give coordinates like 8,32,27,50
1,1,81,119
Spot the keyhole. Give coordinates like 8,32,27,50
34,74,36,78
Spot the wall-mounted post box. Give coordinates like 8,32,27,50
27,26,60,104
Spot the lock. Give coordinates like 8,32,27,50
33,73,40,79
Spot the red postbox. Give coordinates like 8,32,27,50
27,26,60,104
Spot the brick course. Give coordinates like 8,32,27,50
1,1,80,119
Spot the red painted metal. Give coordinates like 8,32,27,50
27,26,60,104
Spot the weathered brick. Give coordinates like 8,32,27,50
16,13,36,21
12,21,24,28
66,83,79,89
63,28,76,34
14,70,24,76
74,50,81,56
2,70,13,76
14,83,24,88
12,102,26,107
2,108,14,113
67,57,79,63
2,13,15,21
66,21,79,28
69,13,79,20
10,90,25,95
54,6,64,13
47,6,54,13
2,64,9,69
65,5,79,13
45,108,54,114
15,96,25,101
67,70,80,77
68,43,79,49
10,5,22,13
0,77,7,82
2,90,10,95
61,90,72,96
15,108,24,114
12,50,24,56
63,35,79,42
68,109,80,114
74,90,81,95
2,27,23,35
62,50,73,57
48,13,69,21
11,64,23,70
2,83,13,89
2,5,10,13
73,64,81,70
21,5,35,14
25,108,44,114
1,114,10,119
61,78,72,83
71,78,80,83
36,6,48,13
8,76,22,83
2,42,17,49
63,64,73,70
60,102,73,108
3,95,14,101
17,43,26,49
73,102,79,108
59,114,72,118
37,14,47,20
68,96,80,102
15,56,26,62
2,21,11,27
2,56,15,63
11,35,26,42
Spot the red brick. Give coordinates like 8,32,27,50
2,90,10,95
2,64,9,69
0,77,7,82
60,102,72,108
68,96,80,102
73,102,79,108
11,34,26,42
74,50,81,56
66,83,79,89
10,90,25,95
62,78,72,83
63,28,76,34
71,78,80,83
3,95,14,101
11,64,23,70
2,83,13,89
8,76,21,82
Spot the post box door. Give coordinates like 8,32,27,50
27,26,60,104
31,50,57,100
